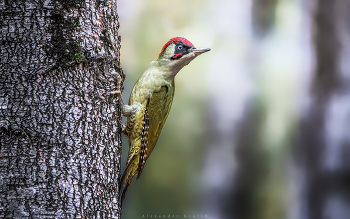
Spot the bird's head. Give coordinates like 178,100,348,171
157,37,210,79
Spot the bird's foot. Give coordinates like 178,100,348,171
121,123,128,135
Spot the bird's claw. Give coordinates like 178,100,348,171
122,123,128,135
110,90,121,95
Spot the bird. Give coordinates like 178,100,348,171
118,37,210,204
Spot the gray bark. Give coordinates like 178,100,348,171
0,0,123,218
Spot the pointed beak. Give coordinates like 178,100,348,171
191,47,211,54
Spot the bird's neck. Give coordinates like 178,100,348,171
156,54,197,80
152,59,176,80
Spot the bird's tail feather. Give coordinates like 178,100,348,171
119,155,138,205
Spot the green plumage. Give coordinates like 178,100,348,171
118,38,209,205
119,61,175,204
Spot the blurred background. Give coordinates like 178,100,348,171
117,0,350,219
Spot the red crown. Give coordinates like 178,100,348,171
158,37,195,58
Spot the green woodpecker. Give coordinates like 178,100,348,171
118,37,210,204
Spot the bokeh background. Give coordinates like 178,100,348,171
117,0,350,219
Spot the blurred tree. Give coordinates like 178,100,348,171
0,0,122,217
252,0,279,37
224,1,288,219
201,1,285,219
296,0,350,218
227,103,272,219
229,100,290,219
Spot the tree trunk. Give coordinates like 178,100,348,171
296,0,350,218
0,0,123,218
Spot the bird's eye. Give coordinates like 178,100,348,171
177,45,183,50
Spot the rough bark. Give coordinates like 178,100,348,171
0,0,123,218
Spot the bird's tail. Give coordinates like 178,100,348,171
119,155,138,205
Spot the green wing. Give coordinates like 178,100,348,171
137,83,175,178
